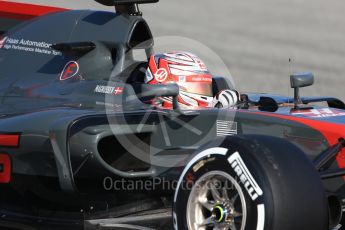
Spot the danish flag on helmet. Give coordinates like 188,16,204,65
145,52,214,109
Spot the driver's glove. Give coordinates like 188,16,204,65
212,89,240,108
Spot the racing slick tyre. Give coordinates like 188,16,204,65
173,135,328,230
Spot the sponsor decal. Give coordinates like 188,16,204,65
60,61,79,81
95,101,122,109
94,85,124,95
192,157,215,173
228,151,263,201
0,37,61,56
174,147,228,202
191,76,212,82
0,37,7,49
217,120,237,136
292,108,345,118
154,68,168,82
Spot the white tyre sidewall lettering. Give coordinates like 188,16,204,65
228,151,263,201
173,147,228,230
173,147,266,230
173,147,228,203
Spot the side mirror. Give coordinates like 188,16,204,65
130,83,181,110
136,83,179,98
95,0,159,6
290,72,314,109
290,72,314,88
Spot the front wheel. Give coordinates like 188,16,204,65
173,136,328,230
186,170,248,230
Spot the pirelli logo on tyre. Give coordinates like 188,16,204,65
228,151,263,201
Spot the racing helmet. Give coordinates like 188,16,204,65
144,52,214,109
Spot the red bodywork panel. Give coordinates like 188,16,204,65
253,111,345,175
0,1,67,20
0,154,11,183
0,134,20,147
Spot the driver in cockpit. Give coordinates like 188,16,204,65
144,51,240,109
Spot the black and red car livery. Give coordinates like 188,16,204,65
0,1,344,230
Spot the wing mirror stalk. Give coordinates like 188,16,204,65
131,83,199,115
134,83,181,111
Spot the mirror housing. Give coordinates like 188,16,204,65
95,0,159,6
135,83,179,98
95,0,159,15
290,72,314,110
130,83,181,111
290,72,314,88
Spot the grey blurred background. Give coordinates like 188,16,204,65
9,0,345,99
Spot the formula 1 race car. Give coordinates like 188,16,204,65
0,0,345,229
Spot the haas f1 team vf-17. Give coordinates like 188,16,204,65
0,0,345,229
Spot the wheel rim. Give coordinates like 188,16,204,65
186,170,247,230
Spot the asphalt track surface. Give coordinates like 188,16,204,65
9,0,345,100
